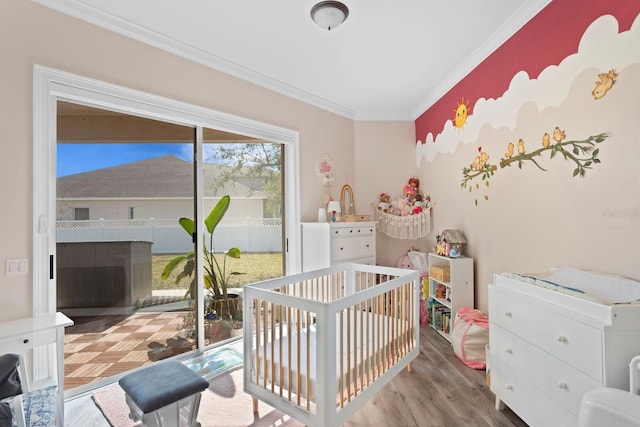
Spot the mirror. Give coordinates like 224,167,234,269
340,184,355,220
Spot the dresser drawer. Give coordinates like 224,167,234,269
491,357,577,427
331,225,374,238
334,257,374,266
490,324,601,415
0,329,56,353
489,286,603,381
331,236,374,262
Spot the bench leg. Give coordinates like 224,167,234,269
407,361,413,373
252,397,259,414
127,393,204,427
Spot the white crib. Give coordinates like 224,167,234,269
243,263,420,427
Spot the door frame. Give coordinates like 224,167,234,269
33,64,300,351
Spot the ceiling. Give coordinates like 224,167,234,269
37,0,551,120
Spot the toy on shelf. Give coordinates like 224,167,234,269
402,178,419,202
374,178,432,239
378,193,391,212
376,177,431,218
435,229,466,257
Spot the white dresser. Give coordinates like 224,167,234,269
488,273,640,427
301,222,376,272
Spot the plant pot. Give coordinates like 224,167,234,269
205,319,231,341
208,293,242,320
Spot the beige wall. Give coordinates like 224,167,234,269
0,0,361,321
353,121,430,267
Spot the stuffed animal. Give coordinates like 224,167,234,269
396,198,411,216
396,254,414,269
378,193,391,212
402,178,420,203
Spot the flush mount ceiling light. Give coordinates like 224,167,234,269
310,1,349,31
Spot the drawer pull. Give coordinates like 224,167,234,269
505,347,513,355
504,311,512,317
557,382,568,390
557,336,568,343
366,244,370,248
23,338,29,344
506,384,514,391
349,230,353,233
339,247,344,251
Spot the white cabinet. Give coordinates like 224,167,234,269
488,273,640,426
0,313,73,424
301,222,376,272
427,253,474,341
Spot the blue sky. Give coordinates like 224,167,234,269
57,143,195,177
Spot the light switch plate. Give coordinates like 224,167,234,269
5,258,28,276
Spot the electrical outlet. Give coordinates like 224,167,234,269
5,258,28,276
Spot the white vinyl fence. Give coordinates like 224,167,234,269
56,218,282,254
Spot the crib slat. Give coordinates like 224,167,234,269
347,306,352,403
254,298,260,387
270,301,275,393
366,298,371,388
402,283,407,355
286,305,291,402
338,309,344,408
277,303,283,397
306,310,311,411
375,294,380,379
393,287,398,361
262,300,268,389
359,300,363,396
296,307,301,407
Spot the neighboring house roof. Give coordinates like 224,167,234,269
57,155,266,199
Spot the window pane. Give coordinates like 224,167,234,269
57,101,198,391
73,208,89,220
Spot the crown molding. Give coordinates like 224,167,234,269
33,0,550,123
410,0,552,120
32,0,357,120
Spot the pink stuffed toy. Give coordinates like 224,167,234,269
402,178,420,203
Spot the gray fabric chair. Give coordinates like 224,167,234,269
0,354,58,427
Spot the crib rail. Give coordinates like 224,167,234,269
243,263,420,427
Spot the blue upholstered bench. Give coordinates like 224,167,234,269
119,361,209,427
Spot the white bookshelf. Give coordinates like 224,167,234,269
427,253,474,342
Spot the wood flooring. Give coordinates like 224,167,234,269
65,325,527,426
344,326,527,426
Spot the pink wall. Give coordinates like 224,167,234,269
415,0,640,143
410,1,640,311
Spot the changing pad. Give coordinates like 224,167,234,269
511,267,640,305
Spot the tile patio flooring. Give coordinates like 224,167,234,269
63,311,194,390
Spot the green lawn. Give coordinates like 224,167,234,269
152,252,283,291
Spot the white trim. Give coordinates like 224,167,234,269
33,63,301,317
195,127,205,351
33,0,550,122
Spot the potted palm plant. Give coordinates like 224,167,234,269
161,195,244,329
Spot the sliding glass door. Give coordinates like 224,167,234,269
57,101,200,391
56,103,289,392
34,66,300,396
